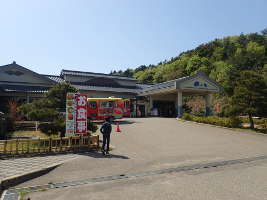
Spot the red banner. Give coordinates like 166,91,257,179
75,94,88,134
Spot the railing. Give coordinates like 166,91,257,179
14,121,39,131
0,134,99,157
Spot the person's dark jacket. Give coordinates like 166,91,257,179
100,122,112,135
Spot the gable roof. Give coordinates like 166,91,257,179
0,62,56,85
138,70,222,95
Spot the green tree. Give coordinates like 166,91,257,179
228,71,267,129
186,55,212,75
19,82,78,136
261,28,267,35
123,68,134,77
134,68,156,83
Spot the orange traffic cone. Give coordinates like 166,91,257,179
116,122,121,132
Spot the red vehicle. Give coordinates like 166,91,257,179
87,97,131,121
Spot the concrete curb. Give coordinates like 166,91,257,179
0,163,61,200
176,118,267,135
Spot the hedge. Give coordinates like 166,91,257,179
181,114,242,128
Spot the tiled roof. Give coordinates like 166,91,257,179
43,75,65,83
73,84,140,94
139,77,188,94
61,69,136,81
0,84,50,93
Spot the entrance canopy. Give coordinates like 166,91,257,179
138,70,221,96
138,71,222,117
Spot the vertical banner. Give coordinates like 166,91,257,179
76,94,88,134
66,93,76,136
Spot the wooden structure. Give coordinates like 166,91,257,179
0,134,99,157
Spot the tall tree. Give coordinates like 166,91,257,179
229,71,267,128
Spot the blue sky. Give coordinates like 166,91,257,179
0,0,266,75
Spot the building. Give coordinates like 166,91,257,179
0,62,56,112
60,69,140,99
0,62,221,117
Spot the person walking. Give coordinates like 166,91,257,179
100,117,112,155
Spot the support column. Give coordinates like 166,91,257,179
149,96,153,116
177,91,183,118
26,93,30,104
205,93,212,116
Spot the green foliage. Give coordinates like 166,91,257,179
228,71,267,128
0,114,15,139
181,113,193,121
87,120,98,133
181,114,241,128
19,82,78,137
111,30,267,118
228,116,242,128
46,82,77,112
261,119,267,134
38,122,61,136
186,55,212,75
134,68,156,83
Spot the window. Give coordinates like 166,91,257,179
101,101,115,108
89,101,97,109
101,101,109,108
108,101,115,107
124,101,130,108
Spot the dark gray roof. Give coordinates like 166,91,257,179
72,84,139,94
139,76,188,94
61,69,136,81
0,84,50,93
43,75,65,83
0,62,56,85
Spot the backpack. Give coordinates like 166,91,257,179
101,122,112,134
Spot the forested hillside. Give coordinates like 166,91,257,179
111,29,267,118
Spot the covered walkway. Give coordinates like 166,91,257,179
138,70,222,117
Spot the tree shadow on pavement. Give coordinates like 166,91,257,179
94,120,137,125
78,151,130,159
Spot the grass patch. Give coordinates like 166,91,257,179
19,190,30,200
12,131,50,138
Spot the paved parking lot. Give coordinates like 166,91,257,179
14,118,267,199
0,154,79,182
24,160,267,200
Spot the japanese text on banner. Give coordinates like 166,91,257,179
76,94,88,134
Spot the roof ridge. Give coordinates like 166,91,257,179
42,74,61,77
61,69,136,80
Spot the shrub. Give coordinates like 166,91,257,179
181,115,241,128
228,116,242,128
0,115,15,139
38,122,59,136
260,119,267,134
88,120,98,133
0,118,6,139
181,113,193,121
39,119,98,137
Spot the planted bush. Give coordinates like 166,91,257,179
228,116,242,128
181,113,193,121
87,120,98,133
181,114,241,128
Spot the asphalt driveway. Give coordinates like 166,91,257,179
9,117,267,200
18,117,267,188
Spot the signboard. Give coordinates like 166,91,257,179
66,93,76,136
75,94,88,134
66,93,88,136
